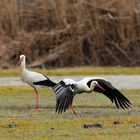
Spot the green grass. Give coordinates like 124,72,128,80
0,67,140,77
0,86,140,140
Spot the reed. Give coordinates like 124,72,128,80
0,0,139,68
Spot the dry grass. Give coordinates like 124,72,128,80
0,86,140,140
0,0,140,68
0,67,140,77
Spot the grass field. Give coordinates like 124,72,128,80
0,86,139,140
0,67,140,77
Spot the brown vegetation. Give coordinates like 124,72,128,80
0,0,140,68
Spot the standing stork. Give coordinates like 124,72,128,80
17,54,56,111
34,77,131,115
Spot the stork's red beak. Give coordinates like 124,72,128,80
17,59,21,65
96,84,105,91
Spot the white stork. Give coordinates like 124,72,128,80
17,54,56,111
34,77,131,115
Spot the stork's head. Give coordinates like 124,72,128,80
90,81,105,91
17,54,26,66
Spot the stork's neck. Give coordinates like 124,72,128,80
20,60,26,74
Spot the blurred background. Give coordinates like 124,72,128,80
0,0,140,69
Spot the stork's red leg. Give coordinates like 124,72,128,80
35,89,39,111
70,105,77,116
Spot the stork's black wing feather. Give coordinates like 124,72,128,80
53,83,76,114
93,79,131,109
33,77,56,87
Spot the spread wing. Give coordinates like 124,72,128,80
53,82,76,114
92,79,132,109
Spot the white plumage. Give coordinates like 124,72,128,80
62,77,105,93
18,54,48,111
34,76,131,115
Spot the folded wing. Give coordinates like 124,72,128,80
33,77,56,87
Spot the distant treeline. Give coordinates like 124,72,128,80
0,0,140,68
